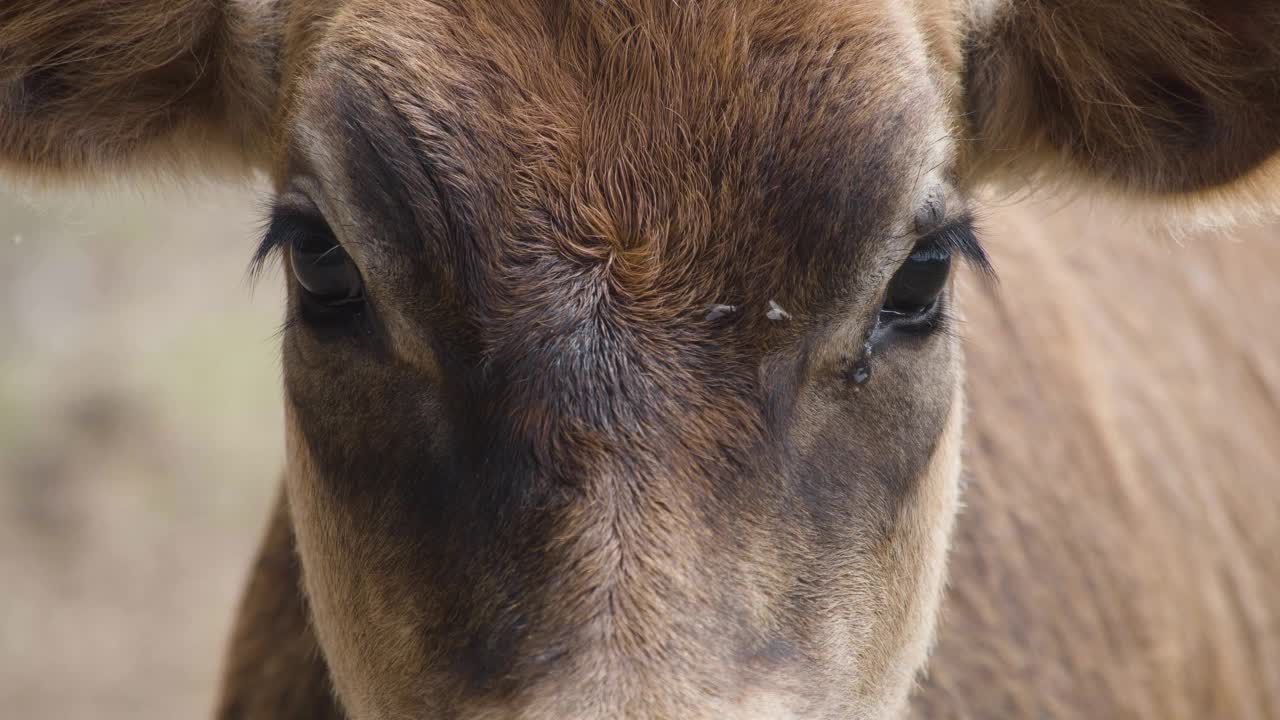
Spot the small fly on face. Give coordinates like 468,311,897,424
766,300,792,322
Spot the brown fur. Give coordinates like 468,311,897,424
0,0,281,177
917,201,1280,718
214,198,1280,720
3,1,1279,718
215,489,344,719
272,5,956,716
960,0,1280,196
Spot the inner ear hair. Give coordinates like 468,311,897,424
960,0,1280,202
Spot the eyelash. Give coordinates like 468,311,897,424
919,217,994,279
248,207,318,281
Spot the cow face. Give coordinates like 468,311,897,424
269,2,974,717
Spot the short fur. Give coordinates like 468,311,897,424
2,1,1278,718
0,0,280,177
917,203,1280,719
961,0,1280,197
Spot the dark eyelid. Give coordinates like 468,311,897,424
922,215,996,282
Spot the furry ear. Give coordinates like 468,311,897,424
960,1,1280,197
0,1,281,179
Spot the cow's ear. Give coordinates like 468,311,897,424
959,1,1280,197
0,1,281,179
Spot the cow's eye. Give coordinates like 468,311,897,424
881,238,951,322
290,233,363,306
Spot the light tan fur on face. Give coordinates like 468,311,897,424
844,382,965,720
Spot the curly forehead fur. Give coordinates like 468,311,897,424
290,0,946,299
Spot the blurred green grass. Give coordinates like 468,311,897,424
0,180,285,719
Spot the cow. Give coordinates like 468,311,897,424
3,1,1278,718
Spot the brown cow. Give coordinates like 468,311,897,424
3,1,1278,718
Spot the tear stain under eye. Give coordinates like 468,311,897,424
759,299,873,385
846,340,874,387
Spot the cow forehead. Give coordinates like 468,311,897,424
290,0,950,314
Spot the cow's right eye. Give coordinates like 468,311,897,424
290,233,364,307
880,237,951,323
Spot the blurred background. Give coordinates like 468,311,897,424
0,180,284,719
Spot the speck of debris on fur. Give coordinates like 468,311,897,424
766,300,791,322
705,304,737,321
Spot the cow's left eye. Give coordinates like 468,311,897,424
881,238,950,321
290,234,364,307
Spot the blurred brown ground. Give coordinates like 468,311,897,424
1,181,284,720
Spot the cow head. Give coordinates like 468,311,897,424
4,1,1278,717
